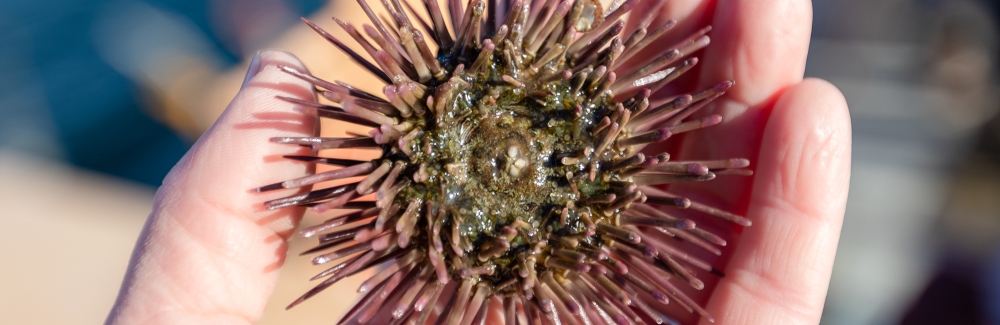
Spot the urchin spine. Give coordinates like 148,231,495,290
257,0,756,323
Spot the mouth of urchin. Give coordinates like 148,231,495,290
258,0,753,323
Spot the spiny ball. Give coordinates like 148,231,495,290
258,0,752,323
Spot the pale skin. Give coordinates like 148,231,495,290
106,0,851,324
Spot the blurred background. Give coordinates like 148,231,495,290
1,0,999,324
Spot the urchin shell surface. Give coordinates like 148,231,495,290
259,0,753,323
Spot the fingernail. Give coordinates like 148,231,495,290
241,51,263,89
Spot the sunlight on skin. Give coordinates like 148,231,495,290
697,78,850,325
107,50,318,324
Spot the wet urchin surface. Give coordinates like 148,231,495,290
258,0,753,323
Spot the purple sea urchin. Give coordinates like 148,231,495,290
260,0,751,323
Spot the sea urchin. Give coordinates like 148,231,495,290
258,0,751,323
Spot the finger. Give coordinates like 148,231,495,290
667,0,815,259
107,50,318,324
700,0,812,108
676,0,814,164
700,78,851,324
629,0,714,36
617,0,715,83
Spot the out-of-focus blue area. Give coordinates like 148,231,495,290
0,0,324,186
809,0,1000,324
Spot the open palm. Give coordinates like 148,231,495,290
106,0,850,324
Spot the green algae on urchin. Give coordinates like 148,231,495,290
258,0,752,323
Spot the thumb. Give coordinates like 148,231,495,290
107,50,318,324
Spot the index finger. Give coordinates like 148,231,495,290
107,50,318,324
676,0,814,174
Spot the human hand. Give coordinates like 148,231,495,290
654,0,851,324
106,50,321,324
105,0,850,324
